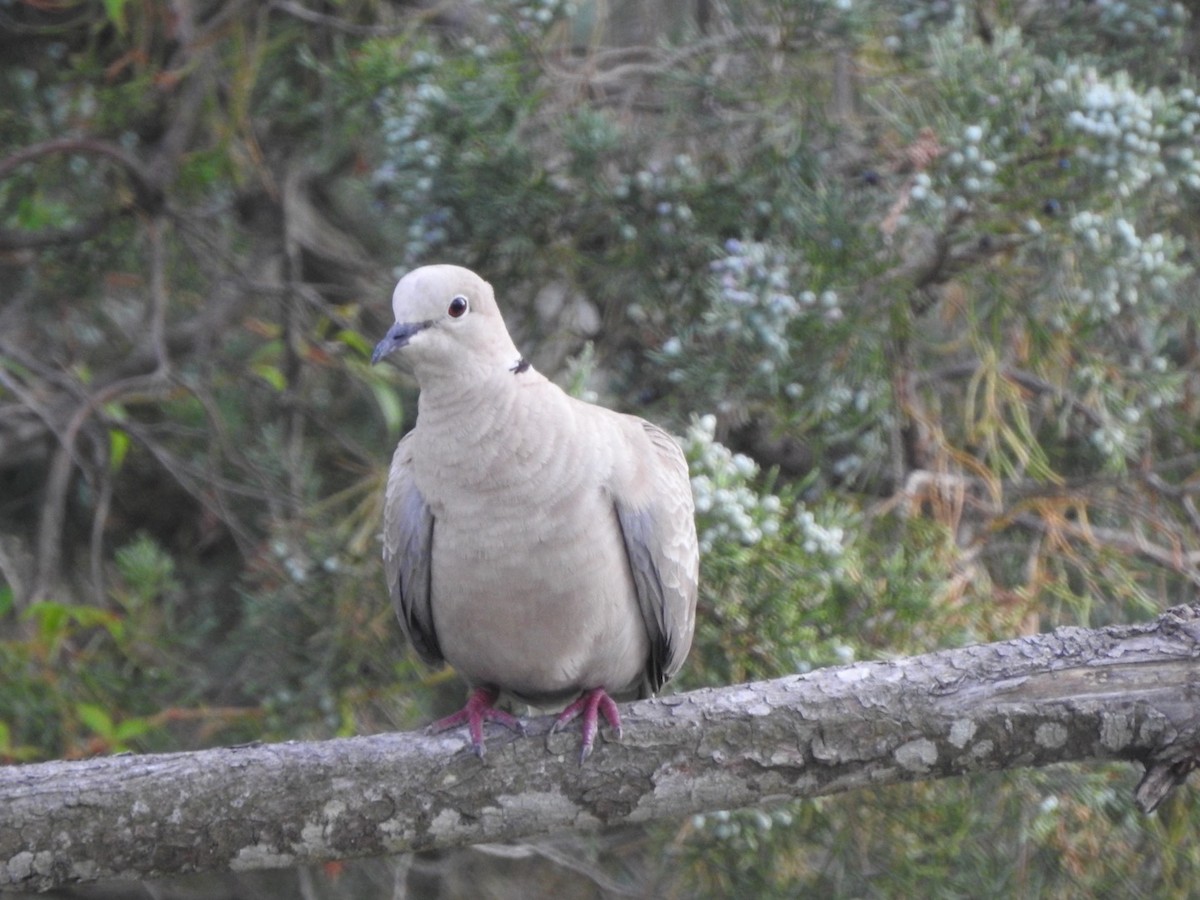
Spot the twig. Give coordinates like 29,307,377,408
268,0,429,37
1011,512,1200,588
920,361,1106,429
146,215,171,375
33,374,169,600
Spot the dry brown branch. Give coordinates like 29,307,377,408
921,361,1106,429
1012,512,1200,588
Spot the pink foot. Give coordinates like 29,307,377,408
429,686,525,758
551,687,622,762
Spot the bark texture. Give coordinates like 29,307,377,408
3,604,1199,893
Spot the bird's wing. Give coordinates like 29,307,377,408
613,420,699,694
383,432,442,666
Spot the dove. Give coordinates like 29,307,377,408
372,264,698,761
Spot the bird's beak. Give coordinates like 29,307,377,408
371,320,428,364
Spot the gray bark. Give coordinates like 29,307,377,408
3,604,1199,893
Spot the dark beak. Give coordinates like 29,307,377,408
371,320,428,364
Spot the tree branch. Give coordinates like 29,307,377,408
0,137,162,216
267,0,413,37
3,604,1199,893
1011,512,1200,588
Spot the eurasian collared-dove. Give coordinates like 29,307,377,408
371,264,698,761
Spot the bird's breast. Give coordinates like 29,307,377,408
411,391,648,700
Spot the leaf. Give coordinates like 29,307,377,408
252,362,288,392
336,329,373,358
0,353,31,383
22,600,125,644
0,720,36,763
371,381,404,438
104,0,128,34
24,601,68,644
108,427,131,473
102,401,128,423
115,717,152,742
76,703,114,739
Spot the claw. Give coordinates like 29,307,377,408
551,687,623,763
429,686,525,757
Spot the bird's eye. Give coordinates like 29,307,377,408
448,295,469,318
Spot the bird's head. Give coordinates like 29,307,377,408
371,265,523,379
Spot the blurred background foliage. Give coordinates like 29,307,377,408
1,0,1199,896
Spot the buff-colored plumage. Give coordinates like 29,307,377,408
373,265,698,759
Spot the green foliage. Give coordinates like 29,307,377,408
679,767,1200,899
112,532,178,614
1,597,132,758
0,532,234,758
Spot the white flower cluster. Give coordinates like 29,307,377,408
692,807,795,841
1076,357,1183,472
912,122,1002,217
610,154,702,240
1054,61,1200,196
796,507,845,557
684,415,782,555
889,1,958,46
1167,87,1200,192
1063,69,1167,197
376,51,445,152
1089,416,1139,464
1074,359,1177,465
374,55,454,263
667,239,839,384
711,239,800,358
489,0,576,30
271,538,311,584
805,378,879,432
1094,0,1187,43
907,171,939,211
943,122,1000,201
1068,211,1181,318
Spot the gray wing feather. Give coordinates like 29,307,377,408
383,433,442,666
614,421,699,695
